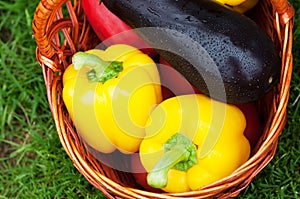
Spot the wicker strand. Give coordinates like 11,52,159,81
271,0,294,24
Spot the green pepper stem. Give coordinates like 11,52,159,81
72,52,123,83
147,133,197,188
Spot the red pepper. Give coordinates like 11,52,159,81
236,102,262,149
130,154,163,192
159,57,201,100
82,0,156,56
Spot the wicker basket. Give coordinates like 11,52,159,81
32,0,294,198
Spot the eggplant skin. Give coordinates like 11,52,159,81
102,0,281,104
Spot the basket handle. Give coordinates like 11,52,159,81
32,0,72,58
271,0,294,24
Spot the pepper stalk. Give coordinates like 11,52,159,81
72,51,123,83
147,133,197,188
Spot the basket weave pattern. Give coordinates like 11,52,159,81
32,0,294,198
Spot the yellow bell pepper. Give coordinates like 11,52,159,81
139,94,250,192
215,0,246,6
215,0,259,13
232,0,259,13
62,44,162,153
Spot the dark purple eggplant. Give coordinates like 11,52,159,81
101,0,281,104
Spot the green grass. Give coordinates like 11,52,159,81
0,0,299,198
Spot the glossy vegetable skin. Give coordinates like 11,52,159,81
102,0,281,104
131,101,261,192
232,0,259,13
139,94,250,192
82,0,156,56
62,44,162,153
159,57,200,100
130,154,163,192
237,102,262,149
82,0,199,100
216,0,259,13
